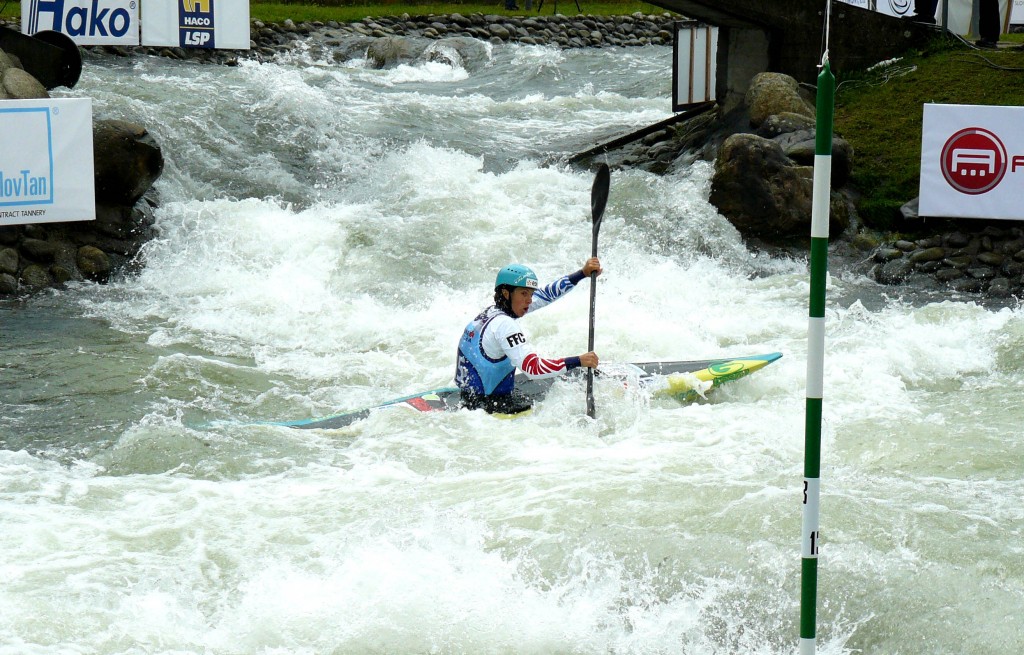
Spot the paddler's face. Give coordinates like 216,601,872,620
507,287,535,317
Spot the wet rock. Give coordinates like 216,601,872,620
709,134,814,239
20,264,51,290
875,258,916,285
366,36,413,68
0,247,18,274
874,247,903,262
0,272,16,294
909,247,946,263
93,120,165,206
76,246,112,282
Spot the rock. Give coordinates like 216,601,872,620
874,247,903,262
774,130,854,187
20,238,59,262
76,246,111,282
366,36,413,68
909,247,946,263
946,232,971,248
756,111,816,137
708,133,814,240
2,67,49,100
20,263,51,289
0,272,16,294
93,120,165,206
0,247,17,274
977,251,1004,266
943,255,972,269
900,197,921,221
745,72,815,128
875,257,916,285
989,277,1011,297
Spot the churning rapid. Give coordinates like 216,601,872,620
2,36,1022,655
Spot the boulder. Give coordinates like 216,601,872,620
745,72,814,128
0,247,18,274
2,66,49,100
0,272,16,294
709,133,853,241
709,133,814,239
773,129,855,187
93,120,165,206
366,36,414,68
756,111,816,138
76,245,111,282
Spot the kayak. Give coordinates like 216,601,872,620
266,352,782,430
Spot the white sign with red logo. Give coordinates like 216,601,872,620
919,104,1024,220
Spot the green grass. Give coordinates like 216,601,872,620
833,35,1024,230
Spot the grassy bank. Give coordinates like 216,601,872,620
833,36,1024,230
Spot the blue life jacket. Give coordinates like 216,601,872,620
455,309,515,396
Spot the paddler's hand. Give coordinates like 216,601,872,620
579,351,599,368
582,257,602,277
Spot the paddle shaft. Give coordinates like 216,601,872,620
586,164,609,419
586,232,598,417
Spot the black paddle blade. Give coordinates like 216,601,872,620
590,164,610,233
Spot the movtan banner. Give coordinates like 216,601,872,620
141,0,250,50
22,0,139,46
0,99,95,226
919,103,1024,220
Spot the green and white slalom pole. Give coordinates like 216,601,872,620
801,42,835,655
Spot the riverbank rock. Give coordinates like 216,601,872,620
93,120,165,206
745,72,815,128
706,72,853,242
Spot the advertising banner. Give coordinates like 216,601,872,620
838,0,999,36
0,99,96,226
21,0,139,46
919,104,1024,220
141,0,250,50
1013,0,1024,24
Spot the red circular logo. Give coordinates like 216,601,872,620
940,127,1007,195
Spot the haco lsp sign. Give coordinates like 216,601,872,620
919,104,1024,220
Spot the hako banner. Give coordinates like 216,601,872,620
141,0,250,50
919,104,1024,220
0,98,95,226
22,0,139,46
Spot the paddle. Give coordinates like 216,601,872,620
586,163,610,418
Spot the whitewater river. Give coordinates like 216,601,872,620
2,37,1022,654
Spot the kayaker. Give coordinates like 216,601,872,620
455,258,601,414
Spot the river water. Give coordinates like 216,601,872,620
1,38,1022,654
